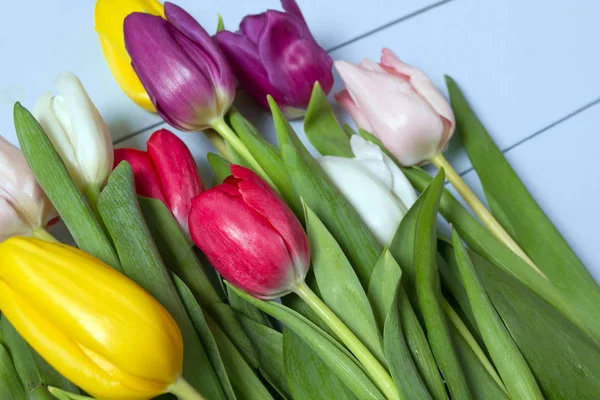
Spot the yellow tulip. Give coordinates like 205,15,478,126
0,237,183,399
94,0,164,112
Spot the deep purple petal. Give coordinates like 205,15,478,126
281,0,306,23
214,31,286,108
239,13,267,45
257,11,334,108
164,2,236,104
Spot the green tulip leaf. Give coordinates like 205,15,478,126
269,96,381,288
227,285,385,400
414,170,471,399
228,107,300,215
283,329,357,400
446,76,600,343
383,281,433,400
13,103,121,271
97,163,227,400
0,342,25,399
238,315,291,399
367,248,402,329
304,83,353,157
304,202,384,363
227,286,272,327
207,152,233,185
451,230,543,399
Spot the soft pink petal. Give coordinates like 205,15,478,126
334,90,373,132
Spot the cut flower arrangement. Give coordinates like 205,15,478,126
0,0,599,399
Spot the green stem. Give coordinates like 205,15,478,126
294,281,400,400
32,227,60,243
168,377,206,400
442,300,508,395
430,153,545,278
210,118,277,189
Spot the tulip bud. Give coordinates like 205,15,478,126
214,0,334,118
114,129,204,237
318,135,418,245
95,0,165,112
0,237,183,399
124,2,236,131
0,137,58,242
189,165,309,299
335,49,455,166
33,72,114,196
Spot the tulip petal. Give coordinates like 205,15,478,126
381,48,455,143
0,197,29,241
113,148,166,203
281,0,307,23
240,13,268,44
124,13,217,131
258,11,334,108
189,185,297,299
334,90,374,132
335,60,445,166
229,165,310,274
147,129,203,236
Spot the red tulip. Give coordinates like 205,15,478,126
113,129,204,237
189,165,309,299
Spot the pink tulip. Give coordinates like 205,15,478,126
113,129,204,237
335,48,455,166
189,165,310,299
0,136,58,241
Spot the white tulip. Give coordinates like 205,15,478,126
34,72,113,199
318,135,418,245
0,136,58,241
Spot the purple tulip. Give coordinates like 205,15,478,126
124,2,236,131
214,0,333,117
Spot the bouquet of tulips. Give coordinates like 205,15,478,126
1,1,599,399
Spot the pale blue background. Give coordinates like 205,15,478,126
1,0,599,282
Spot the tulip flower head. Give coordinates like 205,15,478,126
0,237,183,399
0,137,58,242
215,0,334,117
95,0,165,112
189,165,310,299
124,2,236,131
34,72,114,196
335,49,455,166
318,135,418,245
114,129,204,237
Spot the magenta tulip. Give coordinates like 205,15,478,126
335,48,455,166
124,2,236,131
214,0,333,117
114,129,204,237
189,165,310,299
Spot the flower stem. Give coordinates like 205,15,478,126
168,377,206,400
294,281,400,400
211,118,277,189
430,152,545,277
32,227,60,243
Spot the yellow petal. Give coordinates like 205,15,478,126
0,237,183,398
94,0,164,112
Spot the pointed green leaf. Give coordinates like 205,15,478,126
0,342,25,399
227,286,272,327
227,285,385,400
452,230,543,399
447,76,600,342
47,388,92,400
173,276,237,400
304,203,384,363
284,329,357,400
383,282,432,400
414,170,471,399
367,248,402,329
216,14,225,32
269,96,381,287
238,315,291,399
13,103,121,271
228,108,300,214
97,163,226,400
304,83,353,157
208,152,232,185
